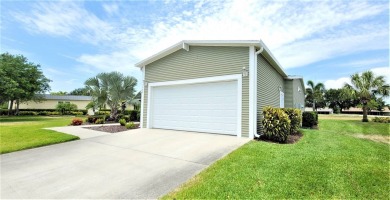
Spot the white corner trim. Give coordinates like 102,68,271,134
146,74,242,137
140,67,145,128
236,76,242,138
249,46,257,139
183,43,189,51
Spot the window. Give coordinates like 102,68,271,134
280,91,284,108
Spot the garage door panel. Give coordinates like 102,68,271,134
150,81,238,135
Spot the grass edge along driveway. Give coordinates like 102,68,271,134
1,116,80,154
163,115,389,199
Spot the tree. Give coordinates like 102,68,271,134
325,88,358,113
69,87,90,96
55,102,78,115
85,71,137,119
50,91,68,95
305,80,326,111
0,53,51,115
344,71,389,122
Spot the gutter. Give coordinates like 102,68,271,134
253,46,264,138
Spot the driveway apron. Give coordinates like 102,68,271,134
1,128,249,199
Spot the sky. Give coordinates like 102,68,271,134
1,0,389,101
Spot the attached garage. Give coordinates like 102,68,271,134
135,40,305,138
148,75,242,136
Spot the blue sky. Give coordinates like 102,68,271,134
1,0,389,101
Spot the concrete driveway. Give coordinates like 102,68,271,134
1,128,249,199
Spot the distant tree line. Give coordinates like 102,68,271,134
305,70,389,122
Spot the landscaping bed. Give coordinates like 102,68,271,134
83,124,139,133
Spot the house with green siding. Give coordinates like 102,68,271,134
135,40,305,138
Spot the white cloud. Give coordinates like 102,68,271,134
12,1,114,46
324,77,351,89
102,3,118,15
11,0,389,76
324,67,390,90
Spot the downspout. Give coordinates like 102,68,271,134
253,47,264,138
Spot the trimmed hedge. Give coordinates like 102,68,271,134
302,111,318,128
262,106,291,143
0,109,87,116
372,117,390,123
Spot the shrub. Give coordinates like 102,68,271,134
302,111,318,128
70,111,84,116
47,111,60,115
56,102,78,115
129,110,140,121
282,108,302,134
71,118,83,126
87,115,105,123
372,117,390,123
261,106,291,143
18,111,38,116
125,122,137,129
121,115,130,122
119,119,126,126
95,118,105,124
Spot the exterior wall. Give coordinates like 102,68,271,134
143,46,250,137
16,100,91,110
256,54,285,133
292,79,305,111
284,79,305,111
284,80,293,108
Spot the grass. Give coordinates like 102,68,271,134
163,115,390,199
0,116,80,154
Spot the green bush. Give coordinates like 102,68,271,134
302,111,318,128
372,117,390,123
70,111,84,116
119,119,126,126
262,106,291,143
121,115,130,122
71,118,83,126
87,115,105,123
47,111,60,115
95,118,105,124
125,122,138,129
282,108,302,134
129,110,140,121
56,102,78,115
18,111,38,116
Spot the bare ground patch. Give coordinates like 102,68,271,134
353,134,390,144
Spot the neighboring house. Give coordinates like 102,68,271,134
135,40,305,138
11,94,92,110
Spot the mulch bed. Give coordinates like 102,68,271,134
83,125,139,133
256,132,303,144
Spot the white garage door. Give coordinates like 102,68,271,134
150,81,238,135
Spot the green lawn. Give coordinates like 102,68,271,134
0,116,80,154
164,115,389,199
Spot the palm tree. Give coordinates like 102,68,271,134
85,72,137,119
344,71,389,122
306,80,326,111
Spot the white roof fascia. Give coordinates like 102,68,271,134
258,40,287,77
135,41,185,68
134,40,289,79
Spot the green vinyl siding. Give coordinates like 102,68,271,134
284,80,294,108
143,46,249,137
257,54,284,133
293,79,305,111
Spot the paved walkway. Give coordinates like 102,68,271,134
1,128,250,199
